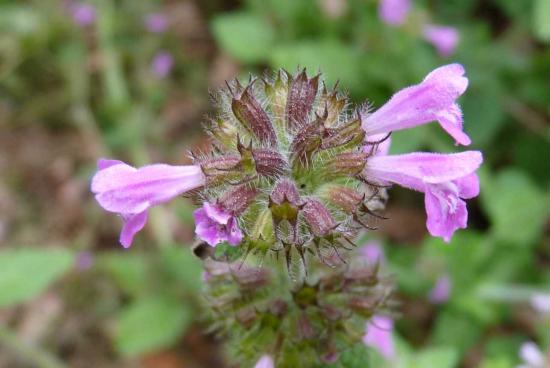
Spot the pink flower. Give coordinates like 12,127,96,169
145,13,168,33
151,51,174,78
70,3,96,26
531,293,550,315
423,24,460,58
518,342,547,368
378,0,411,26
254,355,274,368
363,315,395,360
429,274,452,304
363,151,482,242
362,64,471,146
91,159,205,248
359,241,385,264
194,202,243,247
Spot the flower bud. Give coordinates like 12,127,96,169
231,86,278,146
302,199,338,237
235,306,257,329
219,185,259,215
199,155,241,185
321,119,365,150
286,70,320,130
234,267,270,290
325,152,368,179
297,313,315,340
324,186,364,214
252,148,287,178
289,119,322,165
269,179,302,226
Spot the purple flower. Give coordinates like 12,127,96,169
193,202,243,247
423,24,460,58
75,251,94,271
145,13,168,33
254,355,274,368
151,51,174,78
531,293,550,315
362,64,471,146
359,241,385,264
71,3,96,26
91,159,205,248
363,315,395,360
378,0,411,26
363,151,482,242
518,342,547,368
429,274,452,304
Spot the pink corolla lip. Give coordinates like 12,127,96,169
254,355,274,368
193,202,243,247
364,151,483,242
378,0,411,26
362,63,471,146
429,274,452,304
91,159,205,248
423,24,460,58
363,315,395,360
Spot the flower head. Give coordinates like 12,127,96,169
91,159,204,247
254,355,274,368
151,51,174,78
145,13,168,33
363,315,395,360
193,202,243,247
363,151,482,241
423,24,460,57
362,63,470,146
378,0,411,26
429,274,452,303
359,241,385,264
518,342,548,368
70,2,96,27
531,293,550,315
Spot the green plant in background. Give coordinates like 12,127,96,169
1,0,550,367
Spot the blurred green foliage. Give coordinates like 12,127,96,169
0,0,549,367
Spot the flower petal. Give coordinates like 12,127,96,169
120,211,149,248
435,103,471,146
203,202,231,224
254,355,274,368
363,64,470,145
363,315,395,360
97,158,125,170
422,24,460,58
365,151,483,191
456,172,480,199
378,0,411,26
92,163,204,214
424,183,468,242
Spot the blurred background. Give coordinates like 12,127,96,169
1,0,550,367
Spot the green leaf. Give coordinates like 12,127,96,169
533,0,550,42
115,297,192,357
414,347,459,368
0,248,73,307
338,343,371,368
211,12,275,63
98,253,149,296
160,246,202,292
481,169,548,245
431,311,482,354
269,40,362,94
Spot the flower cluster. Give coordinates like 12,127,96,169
92,64,481,250
202,251,392,366
91,65,481,366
